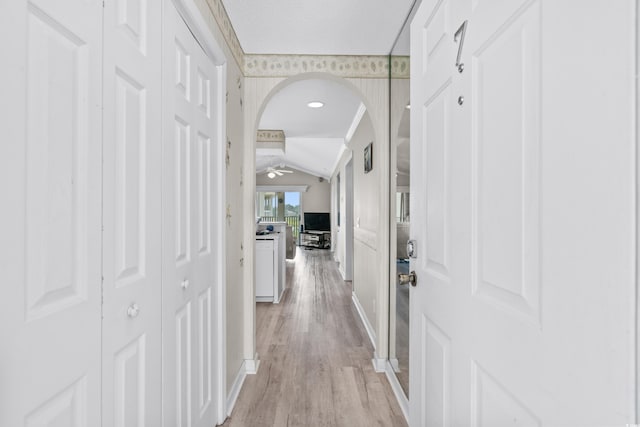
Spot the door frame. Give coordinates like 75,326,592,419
171,0,228,423
344,157,354,281
636,2,640,419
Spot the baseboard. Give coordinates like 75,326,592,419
390,358,400,373
226,356,260,416
245,354,260,374
351,292,376,350
372,356,386,373
275,287,288,304
226,362,247,416
385,361,409,423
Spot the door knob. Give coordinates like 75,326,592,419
398,271,417,287
181,279,190,290
127,303,140,318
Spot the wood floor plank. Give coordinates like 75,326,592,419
222,249,407,427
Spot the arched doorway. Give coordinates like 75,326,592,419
241,72,391,371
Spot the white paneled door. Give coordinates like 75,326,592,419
101,0,163,426
162,4,220,427
410,0,636,425
0,0,103,425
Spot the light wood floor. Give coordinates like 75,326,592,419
222,248,407,427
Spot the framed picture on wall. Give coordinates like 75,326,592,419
364,142,373,173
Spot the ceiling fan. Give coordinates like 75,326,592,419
265,166,293,179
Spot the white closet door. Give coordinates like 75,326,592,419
0,0,103,425
162,3,219,426
101,0,163,425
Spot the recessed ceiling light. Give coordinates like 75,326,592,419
307,101,324,108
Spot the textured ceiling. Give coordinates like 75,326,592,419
220,0,415,55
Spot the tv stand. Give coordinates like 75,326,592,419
300,231,331,249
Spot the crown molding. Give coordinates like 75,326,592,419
244,54,410,79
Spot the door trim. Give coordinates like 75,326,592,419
384,360,409,422
344,155,354,281
171,0,226,65
172,1,228,423
635,0,640,420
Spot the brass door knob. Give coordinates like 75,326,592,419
398,271,417,287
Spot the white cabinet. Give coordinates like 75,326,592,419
255,238,276,301
255,233,285,303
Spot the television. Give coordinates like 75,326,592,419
303,212,331,232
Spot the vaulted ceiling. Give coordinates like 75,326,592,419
256,78,363,179
220,0,415,178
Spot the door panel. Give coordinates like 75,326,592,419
471,2,540,323
174,117,192,266
26,6,92,320
410,0,636,426
0,0,103,425
471,361,540,427
176,302,193,427
423,83,452,282
102,0,163,425
113,335,147,426
422,317,451,426
198,288,213,414
163,3,219,426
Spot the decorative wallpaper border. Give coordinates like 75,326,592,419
389,56,410,79
244,54,410,79
199,0,410,79
202,0,244,68
257,130,286,142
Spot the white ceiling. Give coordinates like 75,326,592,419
221,0,415,55
256,138,346,180
257,79,363,179
226,2,417,179
259,79,362,138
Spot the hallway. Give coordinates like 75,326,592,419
223,249,407,426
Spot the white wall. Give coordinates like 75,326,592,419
350,113,379,340
223,58,246,397
332,113,379,343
